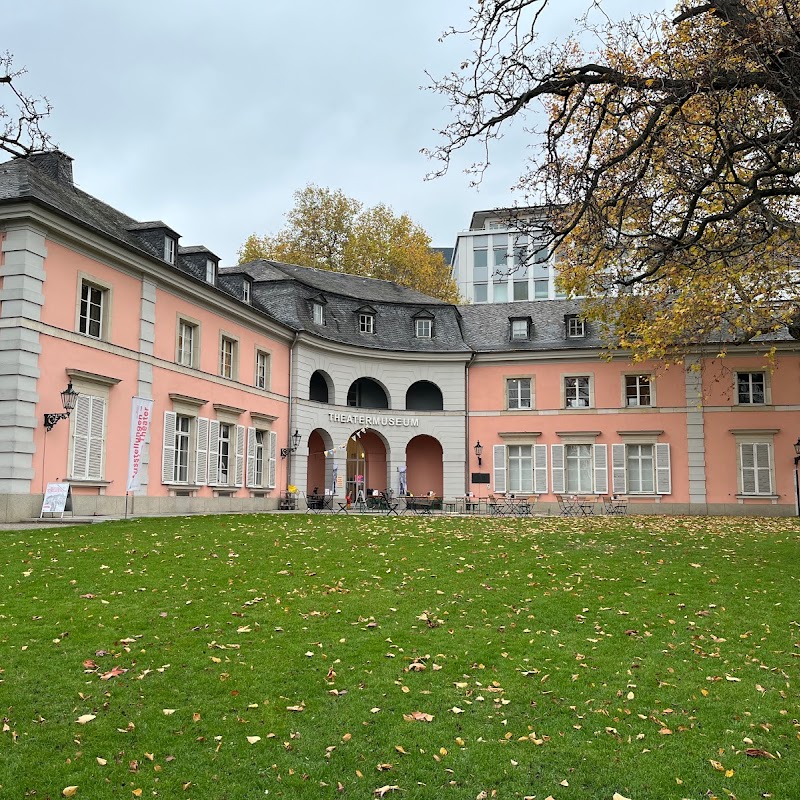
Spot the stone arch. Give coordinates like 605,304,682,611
405,380,443,411
346,377,389,409
405,434,444,497
309,370,334,404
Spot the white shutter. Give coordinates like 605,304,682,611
71,394,91,478
235,424,245,487
246,427,256,488
593,444,608,495
533,444,548,494
162,411,177,484
612,444,627,494
655,443,671,495
207,420,220,486
268,431,277,488
551,444,565,494
493,445,506,493
740,443,755,494
755,443,772,494
87,397,105,480
195,417,209,485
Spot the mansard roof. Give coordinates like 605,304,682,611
459,300,605,352
221,261,469,353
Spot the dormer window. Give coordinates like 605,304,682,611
206,259,216,284
242,280,251,304
356,305,377,335
566,315,586,339
360,313,374,334
510,317,531,340
415,318,432,338
313,302,325,325
164,236,177,265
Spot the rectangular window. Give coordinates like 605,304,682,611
254,430,265,487
508,445,534,493
513,280,529,300
740,442,772,494
507,377,532,410
566,316,586,338
206,259,216,284
513,246,527,267
415,318,432,338
255,350,270,390
493,246,507,269
511,319,529,339
565,444,593,493
177,320,196,367
174,414,191,483
473,236,488,269
220,336,236,379
242,281,251,303
359,314,374,334
626,443,655,493
565,376,591,408
625,375,652,407
737,372,766,404
474,284,488,303
164,236,176,264
534,279,549,299
218,423,232,485
493,282,508,302
79,282,104,339
532,246,550,263
313,303,325,325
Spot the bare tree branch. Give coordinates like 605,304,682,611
0,52,53,157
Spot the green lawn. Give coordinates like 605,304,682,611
1,514,798,799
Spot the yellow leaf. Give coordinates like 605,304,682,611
62,789,79,798
710,759,725,771
162,709,176,716
96,757,107,766
75,714,95,725
725,769,735,777
132,791,143,798
342,733,352,741
613,794,632,800
247,736,261,744
395,745,409,755
560,779,569,786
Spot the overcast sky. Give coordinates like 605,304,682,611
7,0,658,265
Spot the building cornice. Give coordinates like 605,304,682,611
295,332,473,364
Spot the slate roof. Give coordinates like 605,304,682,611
459,300,606,353
222,260,470,353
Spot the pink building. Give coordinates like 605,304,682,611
0,151,797,522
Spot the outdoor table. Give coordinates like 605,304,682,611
603,495,629,515
575,496,598,515
306,494,332,513
403,497,439,515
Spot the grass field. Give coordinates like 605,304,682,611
1,513,798,799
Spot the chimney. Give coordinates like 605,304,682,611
26,150,74,186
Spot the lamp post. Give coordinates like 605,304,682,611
43,382,79,432
474,441,483,467
281,429,301,459
793,437,800,517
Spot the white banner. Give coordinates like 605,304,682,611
126,397,153,493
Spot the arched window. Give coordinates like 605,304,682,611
309,370,331,403
405,380,443,411
347,377,389,409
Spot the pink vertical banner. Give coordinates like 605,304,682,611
126,396,153,492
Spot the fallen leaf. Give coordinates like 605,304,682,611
745,748,776,758
374,787,400,798
132,791,142,798
451,707,465,714
247,736,261,744
287,704,305,712
403,711,433,722
613,794,632,800
710,759,725,772
96,757,107,766
62,788,79,798
395,745,409,755
162,709,176,716
100,666,127,680
377,763,393,771
76,714,96,725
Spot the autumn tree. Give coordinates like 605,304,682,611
1,53,52,156
428,0,800,359
239,185,460,303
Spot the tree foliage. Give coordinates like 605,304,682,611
239,185,460,302
428,0,800,359
0,53,52,157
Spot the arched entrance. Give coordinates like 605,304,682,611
306,428,334,495
345,429,388,501
405,435,443,496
